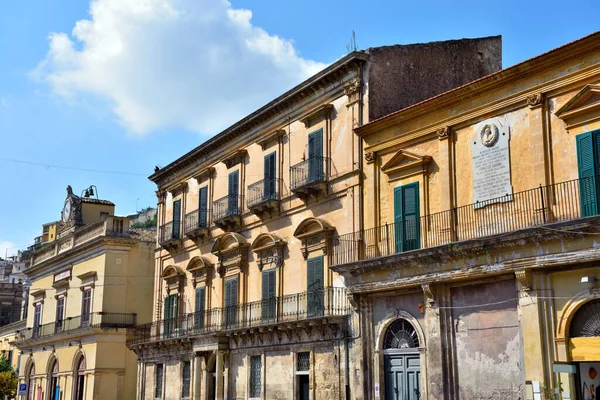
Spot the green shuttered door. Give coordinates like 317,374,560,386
194,287,206,330
576,130,600,217
198,187,208,228
308,129,323,182
262,269,276,321
394,183,420,253
225,277,238,327
264,152,276,200
307,256,324,317
172,200,181,239
228,171,239,215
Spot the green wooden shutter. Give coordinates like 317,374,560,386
308,129,323,182
262,269,276,321
172,200,181,239
307,256,324,317
163,295,171,337
394,183,420,252
228,171,239,214
198,187,208,228
225,277,238,327
577,131,600,217
264,152,276,200
195,287,206,330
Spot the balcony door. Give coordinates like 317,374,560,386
194,287,206,331
163,293,178,337
228,171,239,215
224,277,238,328
576,130,600,217
262,269,276,322
264,152,276,201
394,183,420,253
172,199,181,239
308,129,323,182
307,256,324,317
198,187,208,228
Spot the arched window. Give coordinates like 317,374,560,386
26,362,34,400
47,358,59,400
383,319,420,350
74,356,86,400
570,299,600,338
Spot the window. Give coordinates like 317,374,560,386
307,256,324,317
250,356,262,398
81,288,92,326
228,171,239,214
181,361,191,398
308,129,324,182
198,187,208,228
393,183,420,253
75,356,86,400
155,364,164,398
33,303,42,337
163,294,179,337
172,199,182,239
264,152,276,200
55,296,65,333
224,277,238,327
296,352,310,400
194,287,206,330
49,359,59,400
26,363,35,400
297,352,310,372
261,269,276,321
576,129,600,217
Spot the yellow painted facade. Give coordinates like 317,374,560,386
42,222,58,244
15,191,154,400
329,31,600,399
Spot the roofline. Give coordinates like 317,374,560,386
149,51,369,183
42,221,60,227
356,30,600,136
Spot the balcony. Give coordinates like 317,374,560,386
16,312,136,344
126,287,349,346
159,221,182,251
184,209,210,241
247,178,281,215
331,175,600,267
290,156,329,198
213,194,243,230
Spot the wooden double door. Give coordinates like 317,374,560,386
384,351,421,400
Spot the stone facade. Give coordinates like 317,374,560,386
129,37,501,400
331,31,600,399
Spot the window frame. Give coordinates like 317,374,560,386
249,355,262,398
81,287,93,327
155,363,164,399
181,360,191,399
55,296,65,332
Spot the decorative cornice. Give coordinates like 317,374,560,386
257,129,286,150
194,167,215,182
299,104,334,128
221,150,247,169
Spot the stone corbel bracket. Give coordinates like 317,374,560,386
421,282,435,305
515,269,533,291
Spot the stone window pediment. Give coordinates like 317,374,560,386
186,256,214,287
299,104,334,128
221,150,247,169
251,233,286,270
555,84,600,128
293,217,333,259
162,265,185,293
211,233,249,278
381,149,431,178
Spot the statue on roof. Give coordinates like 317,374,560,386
66,185,73,196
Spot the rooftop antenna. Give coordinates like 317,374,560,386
346,30,357,54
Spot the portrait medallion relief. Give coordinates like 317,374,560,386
480,123,499,148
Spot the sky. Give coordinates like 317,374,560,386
0,0,599,256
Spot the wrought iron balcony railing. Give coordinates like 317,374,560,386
126,287,349,346
331,175,599,266
184,209,209,237
213,194,243,222
247,178,281,211
159,221,181,244
290,156,329,192
17,312,136,342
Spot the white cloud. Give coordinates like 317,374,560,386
33,0,327,135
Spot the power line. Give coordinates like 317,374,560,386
0,157,148,176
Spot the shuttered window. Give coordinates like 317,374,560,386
264,152,276,200
261,269,276,321
228,171,239,215
55,297,65,332
308,129,324,182
225,277,238,327
198,187,208,228
394,183,420,253
81,288,92,326
164,294,178,337
172,199,182,239
307,256,324,317
194,287,206,330
576,130,600,217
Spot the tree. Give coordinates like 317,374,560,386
0,355,17,398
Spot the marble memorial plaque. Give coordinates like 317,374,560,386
471,119,512,207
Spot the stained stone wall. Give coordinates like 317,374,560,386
263,350,293,400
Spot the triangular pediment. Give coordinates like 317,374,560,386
381,149,431,175
555,85,600,123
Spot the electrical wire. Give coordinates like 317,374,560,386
0,157,147,176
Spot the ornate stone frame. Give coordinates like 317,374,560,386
187,256,214,288
292,217,334,260
555,84,600,129
211,233,249,278
162,265,186,294
251,233,286,271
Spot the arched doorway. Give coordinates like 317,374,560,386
47,357,59,400
73,355,86,400
25,361,34,400
383,319,421,400
569,299,600,399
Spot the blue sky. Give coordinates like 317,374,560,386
1,0,599,256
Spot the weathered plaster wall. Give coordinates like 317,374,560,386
366,36,502,121
451,279,523,399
